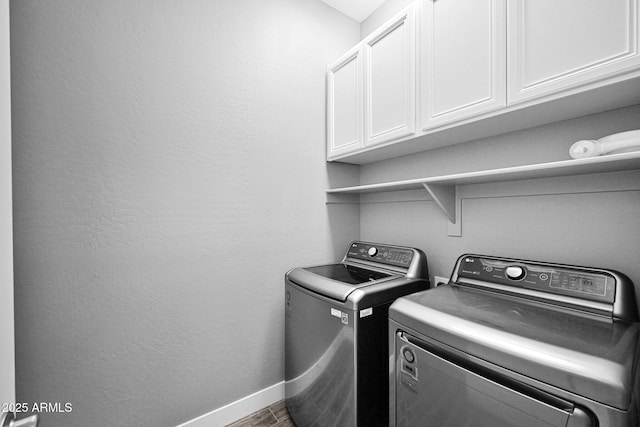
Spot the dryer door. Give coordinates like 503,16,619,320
394,332,594,427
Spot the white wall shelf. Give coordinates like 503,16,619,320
326,151,640,236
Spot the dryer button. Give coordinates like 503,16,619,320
506,266,526,281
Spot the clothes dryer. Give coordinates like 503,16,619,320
390,254,640,427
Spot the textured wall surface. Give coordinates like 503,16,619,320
360,0,414,39
11,0,640,426
10,1,359,426
360,106,640,309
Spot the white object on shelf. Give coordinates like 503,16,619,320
326,151,640,235
569,130,640,159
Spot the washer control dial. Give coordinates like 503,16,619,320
368,247,378,257
506,265,526,281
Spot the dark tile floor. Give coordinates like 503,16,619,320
226,400,296,427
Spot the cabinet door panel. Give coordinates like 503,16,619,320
364,5,416,146
370,28,406,137
327,46,363,158
508,0,640,103
422,0,506,129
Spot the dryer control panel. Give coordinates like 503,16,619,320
455,256,616,304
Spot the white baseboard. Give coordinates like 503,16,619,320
176,381,285,427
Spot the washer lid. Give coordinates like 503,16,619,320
287,263,396,302
304,263,391,285
389,284,640,410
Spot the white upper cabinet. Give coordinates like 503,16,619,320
363,4,417,146
326,0,640,164
421,0,506,129
327,45,363,159
508,0,640,104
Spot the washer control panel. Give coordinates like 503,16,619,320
347,241,414,268
456,255,615,304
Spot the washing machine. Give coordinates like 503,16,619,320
285,241,429,427
389,254,640,427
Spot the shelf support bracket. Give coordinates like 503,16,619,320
422,183,461,236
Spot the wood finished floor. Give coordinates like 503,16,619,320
226,400,296,427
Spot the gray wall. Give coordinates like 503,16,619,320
359,106,640,311
10,1,359,426
10,0,640,426
361,0,415,39
359,1,640,308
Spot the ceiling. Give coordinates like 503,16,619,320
319,0,387,22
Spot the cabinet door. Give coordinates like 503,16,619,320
508,0,640,104
421,0,506,129
364,5,416,147
327,45,363,159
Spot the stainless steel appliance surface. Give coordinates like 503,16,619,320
285,241,429,427
389,254,640,427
